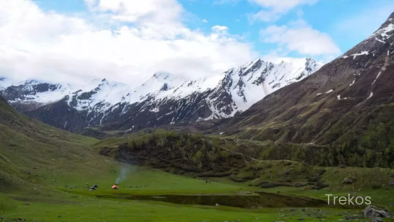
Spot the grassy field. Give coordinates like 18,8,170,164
1,195,355,222
0,167,363,222
1,162,359,222
1,163,392,222
1,161,393,222
1,98,393,222
58,166,262,196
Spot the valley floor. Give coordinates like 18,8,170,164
0,198,357,222
1,166,393,222
0,101,393,221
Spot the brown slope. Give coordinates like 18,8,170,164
216,12,394,167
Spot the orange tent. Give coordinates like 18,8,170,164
112,185,118,189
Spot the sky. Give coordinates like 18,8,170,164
0,0,393,86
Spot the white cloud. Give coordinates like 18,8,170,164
219,0,319,22
86,0,183,24
212,25,229,32
0,0,257,86
250,9,282,22
260,19,340,56
249,0,318,11
202,19,208,23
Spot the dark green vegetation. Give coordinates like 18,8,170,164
96,130,247,175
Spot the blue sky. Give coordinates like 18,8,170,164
1,0,394,84
184,0,394,58
33,0,394,59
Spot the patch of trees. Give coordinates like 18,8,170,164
118,130,246,173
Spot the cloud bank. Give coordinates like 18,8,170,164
260,19,341,56
0,0,257,86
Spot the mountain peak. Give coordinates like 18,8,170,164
239,58,263,77
374,11,394,38
152,72,171,80
389,11,394,20
305,57,317,64
342,12,393,59
253,58,262,64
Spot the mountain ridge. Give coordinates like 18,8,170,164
0,57,320,132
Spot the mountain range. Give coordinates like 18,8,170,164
0,57,320,133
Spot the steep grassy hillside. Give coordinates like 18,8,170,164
0,97,101,193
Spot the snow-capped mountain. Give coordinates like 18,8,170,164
0,57,321,132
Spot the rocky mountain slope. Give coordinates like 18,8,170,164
0,58,320,132
217,12,394,167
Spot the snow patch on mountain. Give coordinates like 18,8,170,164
370,17,394,44
351,51,369,59
375,23,394,40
